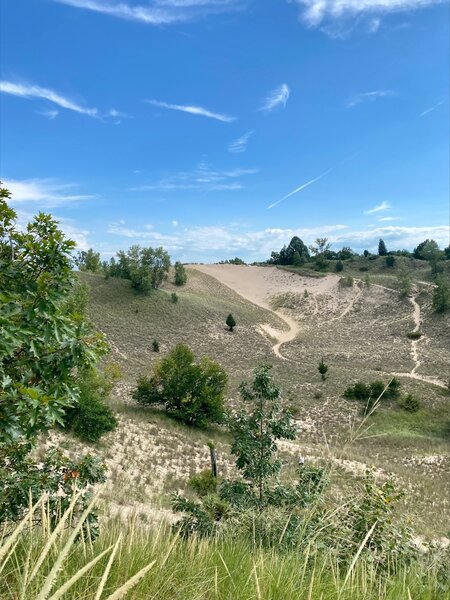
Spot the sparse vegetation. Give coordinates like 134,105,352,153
399,393,421,413
433,276,450,313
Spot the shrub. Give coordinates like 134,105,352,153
407,331,422,339
399,394,420,412
171,292,178,303
335,260,344,272
189,470,219,497
340,275,353,287
318,358,328,381
64,366,119,443
132,344,227,427
344,378,401,406
226,313,236,331
433,277,450,313
385,255,396,268
152,339,160,352
174,261,187,286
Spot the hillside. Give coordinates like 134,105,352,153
65,265,450,538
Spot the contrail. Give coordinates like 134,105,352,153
267,167,333,210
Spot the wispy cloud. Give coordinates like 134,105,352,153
228,130,254,153
378,216,403,222
38,108,60,120
260,84,290,113
419,100,445,117
146,99,236,122
53,0,242,25
365,201,391,214
131,162,258,192
346,90,396,108
106,220,449,261
293,0,447,28
267,167,333,210
3,178,95,207
0,80,100,118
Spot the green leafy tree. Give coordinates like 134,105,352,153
385,255,395,268
226,313,236,331
133,344,227,427
432,277,450,313
75,248,101,272
0,183,108,444
318,358,328,381
104,245,171,291
378,239,387,256
229,365,296,504
309,237,331,269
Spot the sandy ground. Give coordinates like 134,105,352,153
191,264,338,359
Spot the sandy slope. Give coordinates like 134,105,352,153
191,264,338,359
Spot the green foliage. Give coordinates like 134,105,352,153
0,442,106,536
104,245,171,292
174,261,187,286
226,313,236,331
397,267,412,298
378,239,387,256
152,339,160,352
399,393,420,413
385,255,396,268
344,379,401,409
406,330,422,339
0,183,108,444
229,365,296,503
63,365,119,442
340,275,354,287
219,257,246,265
171,292,178,303
318,357,328,381
335,260,344,272
432,276,450,313
270,236,310,265
132,344,227,427
74,248,101,272
188,469,219,497
61,279,90,316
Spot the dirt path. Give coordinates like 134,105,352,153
391,289,446,389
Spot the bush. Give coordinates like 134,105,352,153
64,366,119,443
174,261,187,286
340,275,353,287
171,292,178,303
399,394,420,412
335,260,344,272
344,378,401,406
226,313,236,331
433,277,450,313
189,470,218,497
152,339,160,352
132,344,227,427
385,255,396,268
407,331,422,339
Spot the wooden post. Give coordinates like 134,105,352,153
208,441,217,478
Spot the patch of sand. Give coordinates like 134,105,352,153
191,264,338,359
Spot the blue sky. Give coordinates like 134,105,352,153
1,0,449,262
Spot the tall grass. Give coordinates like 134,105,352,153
1,497,448,599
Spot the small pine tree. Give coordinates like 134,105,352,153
318,358,328,381
432,277,450,313
171,292,178,303
335,260,344,272
399,394,420,413
174,261,187,286
226,313,236,332
378,239,387,256
152,339,160,352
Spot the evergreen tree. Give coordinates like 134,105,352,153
174,261,187,286
378,239,387,256
226,313,236,331
432,277,450,313
318,358,328,381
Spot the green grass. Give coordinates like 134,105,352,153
2,502,449,599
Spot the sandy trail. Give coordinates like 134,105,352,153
191,265,336,359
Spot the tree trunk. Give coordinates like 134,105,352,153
209,444,217,478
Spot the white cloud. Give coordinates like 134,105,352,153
293,0,447,27
260,84,290,113
54,0,242,24
419,100,445,117
146,99,236,122
228,130,254,153
38,108,59,120
346,90,396,108
3,178,95,208
131,162,258,192
172,220,179,227
0,80,99,118
365,201,391,214
378,216,403,222
106,220,449,261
